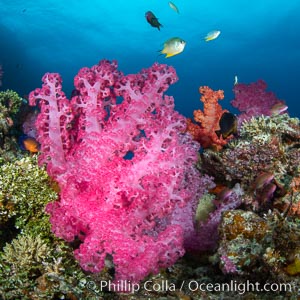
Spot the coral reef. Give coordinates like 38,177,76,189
0,232,101,300
194,184,243,251
218,210,272,275
201,113,300,214
197,109,300,296
0,63,299,299
218,209,300,284
0,89,23,116
0,156,58,241
0,89,24,163
22,110,38,138
0,234,52,299
0,156,107,299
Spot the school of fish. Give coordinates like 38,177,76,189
145,1,221,58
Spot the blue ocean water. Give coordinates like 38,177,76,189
0,0,299,118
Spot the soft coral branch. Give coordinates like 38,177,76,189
29,73,74,177
186,86,229,150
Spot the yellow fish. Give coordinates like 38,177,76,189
168,2,179,13
18,135,40,153
159,37,186,58
204,30,221,42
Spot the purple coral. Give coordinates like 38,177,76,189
231,79,285,126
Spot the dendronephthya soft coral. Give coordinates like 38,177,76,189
29,60,207,284
231,79,287,126
186,85,230,150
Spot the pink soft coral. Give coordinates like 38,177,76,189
231,79,285,126
29,60,204,283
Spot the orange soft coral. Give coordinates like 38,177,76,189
186,86,229,150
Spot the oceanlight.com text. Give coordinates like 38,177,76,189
186,280,293,295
